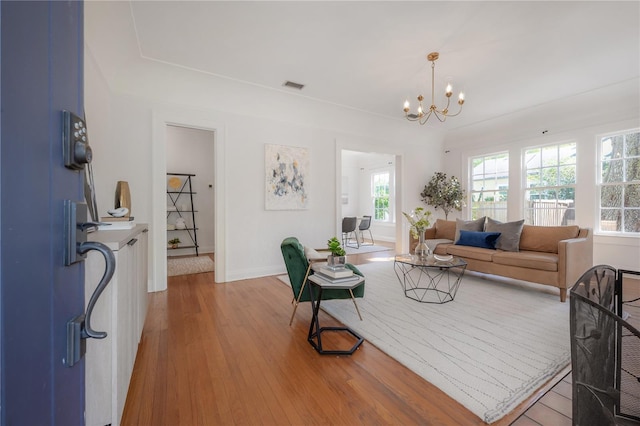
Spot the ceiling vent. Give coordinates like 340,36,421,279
283,80,305,90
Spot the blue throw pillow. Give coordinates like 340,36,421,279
455,230,501,249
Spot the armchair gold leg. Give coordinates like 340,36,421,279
289,263,313,326
349,289,363,321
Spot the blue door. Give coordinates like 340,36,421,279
1,1,86,424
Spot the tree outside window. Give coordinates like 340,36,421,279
600,130,640,233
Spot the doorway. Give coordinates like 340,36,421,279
151,109,226,292
341,150,397,244
165,125,215,259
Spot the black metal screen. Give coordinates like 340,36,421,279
570,266,640,425
618,270,640,422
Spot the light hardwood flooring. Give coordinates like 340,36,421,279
124,243,637,425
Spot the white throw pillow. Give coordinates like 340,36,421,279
304,246,326,260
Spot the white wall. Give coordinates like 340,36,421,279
166,125,215,255
84,44,443,290
442,113,640,272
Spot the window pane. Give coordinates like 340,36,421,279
601,209,621,231
624,209,640,232
558,165,576,185
540,167,558,187
602,160,623,182
624,183,640,208
559,143,576,165
495,154,509,173
626,132,640,157
558,187,575,201
525,148,540,169
472,179,485,192
610,135,625,159
626,158,640,182
601,185,623,208
526,169,540,187
542,146,557,167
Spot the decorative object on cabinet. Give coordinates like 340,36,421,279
166,173,199,256
114,181,131,217
265,144,309,210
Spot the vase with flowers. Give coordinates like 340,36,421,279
403,207,432,259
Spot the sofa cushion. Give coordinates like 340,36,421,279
432,242,453,255
446,244,496,262
456,230,501,249
426,239,453,254
454,217,486,242
519,225,580,253
484,218,525,252
434,219,456,240
492,250,559,272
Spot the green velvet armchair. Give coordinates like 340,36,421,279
280,237,365,325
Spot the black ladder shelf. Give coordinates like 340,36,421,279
167,173,199,256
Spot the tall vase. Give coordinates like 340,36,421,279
414,229,429,260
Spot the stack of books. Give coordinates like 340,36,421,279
314,265,360,283
98,216,136,231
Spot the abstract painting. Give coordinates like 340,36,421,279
265,144,309,210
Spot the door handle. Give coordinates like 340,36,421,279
77,241,116,339
65,236,116,367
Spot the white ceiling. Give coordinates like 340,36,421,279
90,1,640,131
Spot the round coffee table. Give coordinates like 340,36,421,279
393,254,467,304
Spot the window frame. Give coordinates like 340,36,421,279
371,169,393,223
468,151,510,221
522,141,577,226
597,128,640,234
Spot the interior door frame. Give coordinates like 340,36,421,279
151,108,226,291
335,138,405,253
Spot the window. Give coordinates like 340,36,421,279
523,142,576,226
371,171,390,221
599,130,640,233
470,153,509,221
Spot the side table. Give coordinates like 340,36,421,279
307,274,365,355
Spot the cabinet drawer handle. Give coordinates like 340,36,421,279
127,238,138,246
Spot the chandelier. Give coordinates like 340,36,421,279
403,52,465,124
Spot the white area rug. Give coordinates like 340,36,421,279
344,244,392,255
167,256,214,276
320,261,570,423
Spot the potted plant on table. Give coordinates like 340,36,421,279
402,207,432,259
168,238,181,249
326,237,347,268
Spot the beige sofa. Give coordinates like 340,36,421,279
411,219,593,302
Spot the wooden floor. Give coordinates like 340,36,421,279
122,242,580,425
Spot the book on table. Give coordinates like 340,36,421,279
311,273,361,285
317,265,353,279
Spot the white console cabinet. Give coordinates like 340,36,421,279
85,224,148,426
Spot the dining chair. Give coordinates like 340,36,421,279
358,215,374,245
342,216,359,248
